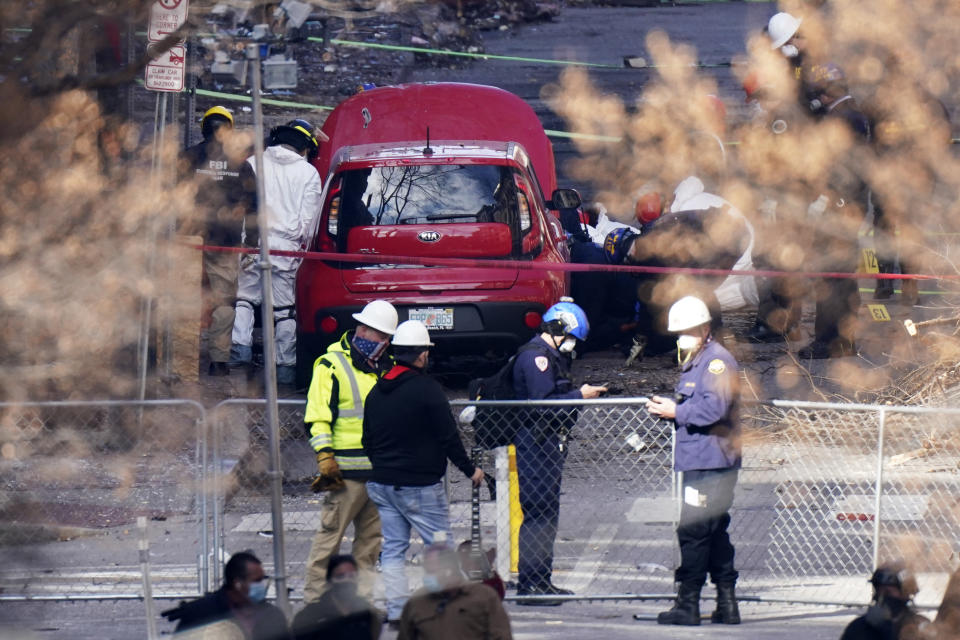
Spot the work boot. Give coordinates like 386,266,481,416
874,278,894,300
901,279,919,306
798,339,857,359
277,365,297,386
515,583,572,606
740,322,785,344
711,583,741,624
208,361,230,377
657,582,701,625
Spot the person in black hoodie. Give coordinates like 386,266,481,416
361,319,484,626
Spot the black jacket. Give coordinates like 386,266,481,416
162,587,290,640
839,607,929,640
178,139,253,247
291,586,382,640
362,364,474,486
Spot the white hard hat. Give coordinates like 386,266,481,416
668,296,712,332
391,320,435,347
352,300,398,335
767,12,802,49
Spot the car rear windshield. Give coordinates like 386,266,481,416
330,164,525,236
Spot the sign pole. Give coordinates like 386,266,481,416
246,42,290,619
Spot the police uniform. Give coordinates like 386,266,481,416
672,337,741,590
302,331,389,602
511,337,581,593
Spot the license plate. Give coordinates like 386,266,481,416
409,307,454,330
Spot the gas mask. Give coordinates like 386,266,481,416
780,44,799,58
558,336,577,354
676,334,702,366
352,333,388,362
807,91,828,116
247,579,269,603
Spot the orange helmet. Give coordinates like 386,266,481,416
636,192,663,224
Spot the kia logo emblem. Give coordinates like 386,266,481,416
417,231,441,243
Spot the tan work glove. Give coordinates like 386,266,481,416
310,451,345,493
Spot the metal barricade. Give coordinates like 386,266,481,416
206,395,960,610
453,398,960,608
448,398,677,600
734,401,960,609
0,400,208,601
209,399,310,595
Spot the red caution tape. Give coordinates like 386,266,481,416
183,243,958,282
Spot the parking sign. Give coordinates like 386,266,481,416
145,45,186,92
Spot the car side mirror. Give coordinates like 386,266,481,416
549,188,582,210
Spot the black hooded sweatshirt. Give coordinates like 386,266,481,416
361,364,474,486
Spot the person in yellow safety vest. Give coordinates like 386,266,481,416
303,300,399,603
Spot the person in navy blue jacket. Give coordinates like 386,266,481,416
512,300,606,605
646,295,742,626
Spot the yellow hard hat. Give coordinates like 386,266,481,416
201,106,234,138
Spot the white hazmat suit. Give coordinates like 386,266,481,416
231,144,322,379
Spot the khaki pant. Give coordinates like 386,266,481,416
303,478,382,602
204,251,239,363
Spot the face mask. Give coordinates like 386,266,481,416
558,336,577,353
780,44,799,58
352,334,388,362
422,575,444,593
247,580,268,603
676,334,702,366
331,578,358,596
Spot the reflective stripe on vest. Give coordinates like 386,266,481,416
331,351,364,419
335,456,373,471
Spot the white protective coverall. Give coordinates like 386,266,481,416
670,176,758,311
232,144,322,368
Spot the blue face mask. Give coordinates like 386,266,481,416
422,575,444,593
352,334,388,362
248,580,268,603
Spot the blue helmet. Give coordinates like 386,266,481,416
542,300,590,341
603,227,637,264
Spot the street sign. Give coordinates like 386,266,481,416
148,0,189,42
145,45,186,92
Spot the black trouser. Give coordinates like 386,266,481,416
754,274,803,334
515,427,566,590
675,468,739,587
813,278,860,345
811,226,861,346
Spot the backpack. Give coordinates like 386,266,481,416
467,343,545,449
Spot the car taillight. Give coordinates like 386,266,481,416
518,191,531,232
320,316,339,334
327,195,340,235
523,311,542,329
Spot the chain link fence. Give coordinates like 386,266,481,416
0,400,209,601
211,397,960,610
209,399,313,595
735,401,960,609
